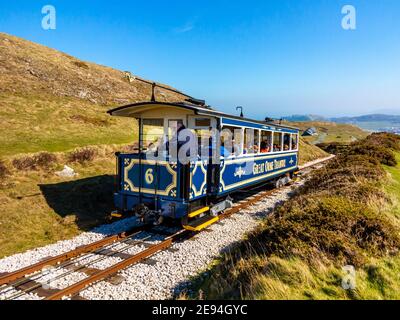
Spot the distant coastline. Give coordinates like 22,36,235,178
283,114,400,134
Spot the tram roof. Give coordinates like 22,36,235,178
107,101,299,133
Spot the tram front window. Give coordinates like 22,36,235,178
196,129,212,158
221,126,242,156
142,119,164,153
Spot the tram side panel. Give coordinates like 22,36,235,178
217,152,298,196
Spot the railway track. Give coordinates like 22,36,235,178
0,156,333,301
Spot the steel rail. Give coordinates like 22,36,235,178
0,229,150,295
44,230,190,300
0,224,150,287
3,233,156,300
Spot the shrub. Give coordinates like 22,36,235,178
317,142,350,155
34,152,58,169
70,115,111,127
364,133,400,151
348,143,397,166
12,152,57,171
68,147,96,164
0,160,8,180
72,61,89,69
245,196,400,267
12,156,36,171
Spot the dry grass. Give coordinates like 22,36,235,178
0,32,185,106
299,139,329,165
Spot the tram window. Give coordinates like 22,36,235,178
196,129,212,157
291,134,299,150
168,119,184,139
283,133,291,151
195,118,211,127
273,132,283,152
142,119,164,150
260,131,272,153
255,130,260,153
221,126,242,156
244,129,259,154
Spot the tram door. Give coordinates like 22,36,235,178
188,117,219,196
167,119,188,199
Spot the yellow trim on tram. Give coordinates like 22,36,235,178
188,207,210,218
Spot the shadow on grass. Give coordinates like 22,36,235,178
39,175,115,232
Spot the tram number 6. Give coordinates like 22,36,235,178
145,168,154,185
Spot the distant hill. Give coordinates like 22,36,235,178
284,120,368,144
330,114,400,133
283,114,327,122
0,32,187,157
331,114,400,123
284,113,400,133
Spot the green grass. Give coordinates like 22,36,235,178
240,255,400,300
0,93,136,157
384,152,400,219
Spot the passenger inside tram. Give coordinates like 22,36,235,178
283,133,291,151
260,141,270,153
273,132,282,152
291,134,298,150
220,141,232,158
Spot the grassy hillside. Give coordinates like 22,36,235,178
285,120,368,145
0,33,185,157
298,138,329,165
191,133,400,300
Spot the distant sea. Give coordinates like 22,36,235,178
351,121,400,134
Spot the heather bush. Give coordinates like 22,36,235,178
68,147,96,164
0,160,8,180
12,152,57,171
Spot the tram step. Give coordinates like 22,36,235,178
183,215,219,232
188,207,210,219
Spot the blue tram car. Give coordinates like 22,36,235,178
108,101,299,231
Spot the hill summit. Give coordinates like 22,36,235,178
0,33,185,105
0,33,186,156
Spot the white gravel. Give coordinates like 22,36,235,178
0,217,141,274
0,158,328,300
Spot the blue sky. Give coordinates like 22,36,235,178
0,0,399,119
